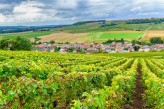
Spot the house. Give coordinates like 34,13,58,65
128,47,134,52
124,44,134,52
81,43,92,49
139,45,151,52
86,47,99,53
139,48,144,52
115,47,124,52
151,44,164,51
34,43,55,52
59,47,68,53
101,44,111,52
74,43,82,52
33,41,164,53
101,43,134,53
114,43,124,52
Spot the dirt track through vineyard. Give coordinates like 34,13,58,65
124,64,147,109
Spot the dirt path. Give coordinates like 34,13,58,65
124,64,146,109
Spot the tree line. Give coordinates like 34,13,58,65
103,37,163,45
126,18,164,24
103,38,125,44
132,37,164,45
0,36,32,50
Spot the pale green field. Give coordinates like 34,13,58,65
0,30,55,39
84,31,144,42
0,30,148,43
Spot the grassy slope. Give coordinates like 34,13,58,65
99,32,143,40
0,30,55,39
55,22,164,33
0,21,164,42
80,31,144,43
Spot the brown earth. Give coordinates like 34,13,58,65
30,30,164,42
31,32,89,43
123,64,148,109
142,30,164,40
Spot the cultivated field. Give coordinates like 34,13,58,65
142,30,164,40
0,51,163,108
38,32,88,43
98,31,143,41
38,31,144,43
0,30,55,39
1,29,164,43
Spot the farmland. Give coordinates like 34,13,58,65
0,19,164,43
0,30,145,43
0,51,163,108
142,30,164,40
0,30,55,39
37,31,144,43
78,31,144,42
100,32,142,39
38,32,88,43
98,31,143,41
53,21,164,33
0,29,163,43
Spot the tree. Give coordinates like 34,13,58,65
12,36,32,50
150,37,163,44
54,47,61,52
0,38,10,49
131,40,141,45
133,45,140,51
68,48,74,52
103,39,113,44
65,42,70,44
38,42,42,44
131,40,136,46
120,38,124,44
103,38,125,44
49,40,55,44
0,37,32,51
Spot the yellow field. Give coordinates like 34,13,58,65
32,32,88,43
37,31,144,43
29,30,164,43
142,30,164,40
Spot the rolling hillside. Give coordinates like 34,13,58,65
0,18,164,43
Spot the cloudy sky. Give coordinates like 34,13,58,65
0,0,164,26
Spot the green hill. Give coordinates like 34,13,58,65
0,18,164,42
54,18,164,33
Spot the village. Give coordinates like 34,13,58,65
33,42,164,53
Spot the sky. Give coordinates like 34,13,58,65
0,0,164,26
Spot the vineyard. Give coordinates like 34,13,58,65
0,51,163,109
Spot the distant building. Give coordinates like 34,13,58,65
151,44,164,51
33,42,164,53
139,45,151,52
86,47,99,53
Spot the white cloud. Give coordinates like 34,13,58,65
0,14,5,22
13,1,43,13
12,1,46,22
130,7,142,12
134,0,164,4
0,1,59,23
137,12,161,16
54,0,78,9
88,0,108,6
0,0,164,25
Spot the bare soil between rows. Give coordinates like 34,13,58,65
123,64,149,109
